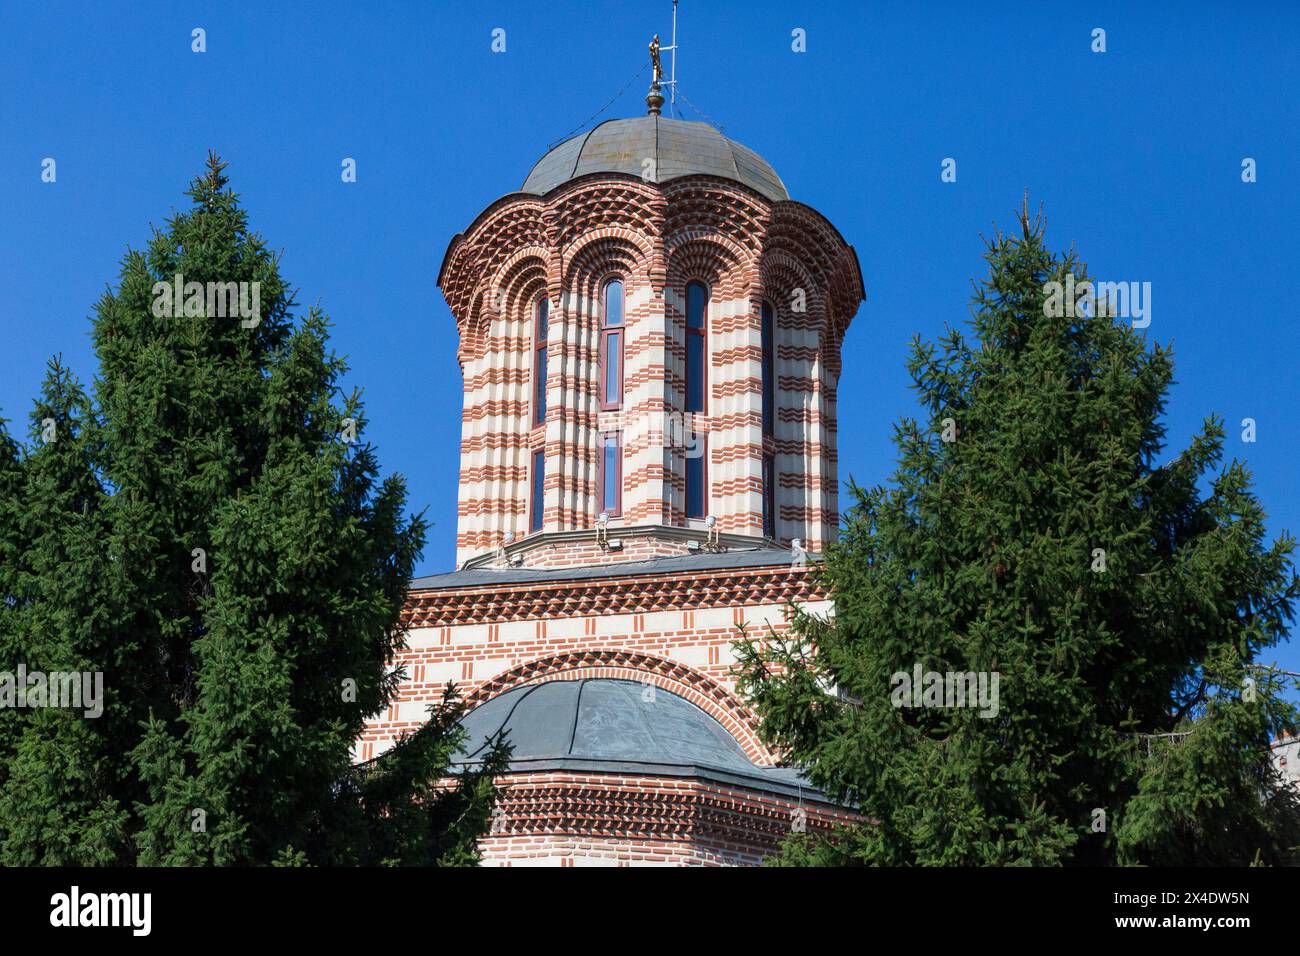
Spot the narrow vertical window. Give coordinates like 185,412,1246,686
685,282,708,520
533,297,548,426
599,431,622,517
685,281,707,414
761,301,775,437
762,454,776,539
686,447,706,519
600,279,624,410
530,448,545,533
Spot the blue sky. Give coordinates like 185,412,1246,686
2,2,1297,668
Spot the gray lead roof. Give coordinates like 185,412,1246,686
410,547,818,591
521,116,790,202
454,678,822,800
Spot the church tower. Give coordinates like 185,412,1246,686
362,64,865,866
437,74,862,570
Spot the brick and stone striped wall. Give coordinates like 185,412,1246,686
401,163,866,865
362,560,855,866
438,174,864,569
362,561,831,766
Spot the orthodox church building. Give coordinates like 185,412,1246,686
360,65,865,865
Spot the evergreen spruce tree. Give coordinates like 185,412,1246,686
736,202,1300,866
0,364,132,864
0,154,507,865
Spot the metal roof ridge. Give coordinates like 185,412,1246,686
465,682,539,759
566,119,613,183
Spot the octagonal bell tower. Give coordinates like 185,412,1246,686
438,81,864,571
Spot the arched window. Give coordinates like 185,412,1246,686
533,297,548,426
685,281,708,518
600,279,624,410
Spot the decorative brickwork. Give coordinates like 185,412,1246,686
402,558,825,627
478,772,859,867
379,108,866,865
363,559,830,768
439,173,863,568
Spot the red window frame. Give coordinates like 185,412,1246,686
598,430,622,517
533,297,548,427
600,279,624,411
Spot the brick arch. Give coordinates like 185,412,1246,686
561,228,652,290
665,230,751,277
465,649,776,765
663,234,754,348
446,201,548,319
462,249,549,363
498,265,548,330
491,245,551,298
758,250,823,321
664,234,754,345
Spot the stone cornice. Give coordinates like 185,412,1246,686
402,561,826,628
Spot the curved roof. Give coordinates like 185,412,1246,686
521,116,789,202
454,678,813,797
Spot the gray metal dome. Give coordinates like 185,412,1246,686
454,678,811,795
521,116,789,201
